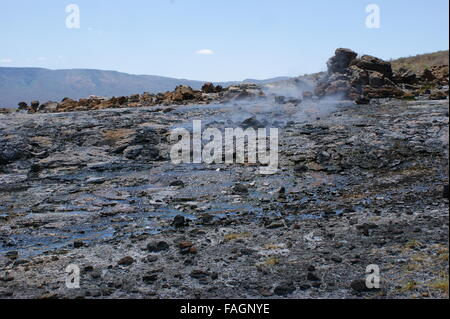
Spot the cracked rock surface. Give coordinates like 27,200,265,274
0,97,448,299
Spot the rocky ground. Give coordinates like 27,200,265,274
0,91,448,298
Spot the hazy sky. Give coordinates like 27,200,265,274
1,0,448,81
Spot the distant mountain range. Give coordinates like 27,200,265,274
0,67,290,108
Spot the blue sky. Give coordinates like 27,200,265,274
0,0,448,81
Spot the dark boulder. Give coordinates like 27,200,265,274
201,82,217,94
274,282,296,296
327,48,358,74
393,68,417,85
173,85,197,101
172,215,188,228
147,241,170,252
421,68,436,82
17,102,28,111
353,55,393,78
30,101,40,112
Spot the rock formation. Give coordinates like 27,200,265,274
315,48,449,104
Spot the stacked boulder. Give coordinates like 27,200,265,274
163,85,199,103
315,48,406,103
201,82,223,94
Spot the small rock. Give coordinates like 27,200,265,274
117,256,135,266
5,251,18,260
13,259,28,266
0,289,13,297
350,279,372,292
170,180,185,187
142,274,158,284
172,215,188,228
274,282,296,296
429,90,448,100
179,241,195,255
356,223,378,236
266,222,284,229
299,284,311,291
311,281,322,288
241,117,263,129
210,272,218,280
307,265,316,272
233,183,249,194
147,241,170,252
89,289,102,297
184,259,194,265
240,248,255,256
30,101,40,110
355,96,371,105
199,214,214,224
190,269,209,280
73,240,84,248
90,270,102,279
307,272,321,282
259,288,274,297
83,265,94,272
145,255,159,263
331,256,343,263
0,275,14,282
39,293,58,299
17,102,28,110
306,162,325,171
443,184,449,199
294,165,308,173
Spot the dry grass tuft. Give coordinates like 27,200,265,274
224,232,252,242
390,50,449,74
